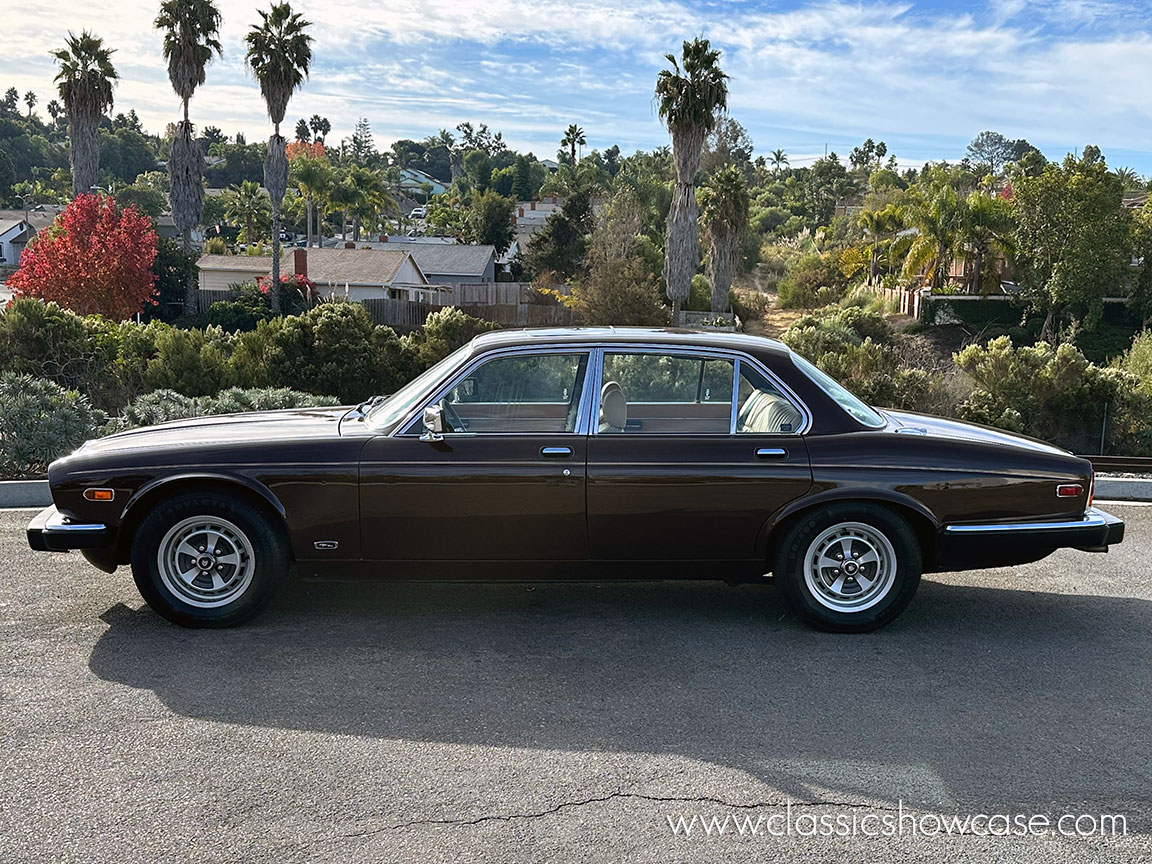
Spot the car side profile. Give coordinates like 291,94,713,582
28,327,1124,632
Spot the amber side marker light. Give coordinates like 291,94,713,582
1056,484,1083,499
83,488,114,501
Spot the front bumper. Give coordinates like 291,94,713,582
27,505,112,552
932,507,1125,572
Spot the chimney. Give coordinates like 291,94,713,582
293,248,308,278
379,234,388,242
345,241,355,249
517,207,523,217
530,200,536,211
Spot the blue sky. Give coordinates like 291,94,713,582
5,0,1152,172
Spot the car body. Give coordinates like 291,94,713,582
27,327,1124,631
409,207,427,219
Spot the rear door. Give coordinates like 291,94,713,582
586,349,812,561
359,348,592,562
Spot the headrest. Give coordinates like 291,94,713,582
600,381,627,430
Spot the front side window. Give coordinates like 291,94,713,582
790,352,885,429
598,352,734,434
433,352,589,434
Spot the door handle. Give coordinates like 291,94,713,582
540,446,573,458
756,447,788,459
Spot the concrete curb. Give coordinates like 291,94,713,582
0,480,51,508
3,475,1152,510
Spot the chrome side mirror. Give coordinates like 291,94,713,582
420,404,445,442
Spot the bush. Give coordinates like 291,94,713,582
0,373,106,478
110,386,338,432
777,254,844,309
403,306,500,369
686,274,711,312
142,325,234,396
954,336,1140,452
569,257,669,327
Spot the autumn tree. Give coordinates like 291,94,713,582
8,193,157,320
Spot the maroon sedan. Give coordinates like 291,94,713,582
28,328,1124,632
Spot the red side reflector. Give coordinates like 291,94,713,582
84,488,114,501
1056,484,1083,498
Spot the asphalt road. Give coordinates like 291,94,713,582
1,504,1150,863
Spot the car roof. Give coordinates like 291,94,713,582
469,327,793,357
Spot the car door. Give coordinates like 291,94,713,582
586,348,813,562
359,348,593,562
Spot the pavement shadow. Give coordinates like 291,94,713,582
88,576,1152,826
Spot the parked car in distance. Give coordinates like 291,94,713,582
27,328,1124,632
409,207,427,219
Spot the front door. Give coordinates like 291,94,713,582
360,349,592,562
587,350,813,561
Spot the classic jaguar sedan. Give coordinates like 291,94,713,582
27,328,1124,632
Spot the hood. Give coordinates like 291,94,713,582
77,406,350,456
881,409,1071,456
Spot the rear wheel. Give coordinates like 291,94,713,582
773,503,921,632
130,491,287,628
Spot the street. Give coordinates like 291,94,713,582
1,504,1149,862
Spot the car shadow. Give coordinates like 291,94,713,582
88,576,1152,827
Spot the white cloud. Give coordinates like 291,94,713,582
3,0,1150,170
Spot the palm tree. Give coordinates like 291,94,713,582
224,179,271,246
347,166,397,241
1114,166,1143,191
561,124,585,166
294,118,310,142
46,99,62,123
655,38,729,320
308,114,329,142
901,182,963,291
23,91,37,117
698,165,749,313
959,191,1014,295
246,1,313,310
858,203,904,285
769,148,788,175
155,0,222,311
326,176,361,243
291,155,331,248
51,31,118,196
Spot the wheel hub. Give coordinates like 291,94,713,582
802,521,898,613
157,516,256,609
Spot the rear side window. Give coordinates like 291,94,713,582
598,352,734,434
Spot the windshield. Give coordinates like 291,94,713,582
366,344,472,431
790,352,886,429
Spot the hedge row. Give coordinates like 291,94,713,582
0,298,499,410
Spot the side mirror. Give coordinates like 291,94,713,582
420,404,445,442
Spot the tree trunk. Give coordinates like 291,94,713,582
264,134,288,314
182,228,195,317
305,194,313,250
971,247,983,296
271,203,282,313
663,127,704,318
708,227,734,313
67,109,99,197
870,243,878,286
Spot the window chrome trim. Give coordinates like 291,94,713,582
393,344,595,438
943,507,1109,534
590,344,812,436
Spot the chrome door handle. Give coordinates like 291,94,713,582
540,446,573,458
756,447,787,459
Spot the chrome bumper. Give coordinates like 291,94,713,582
942,507,1124,547
27,505,111,552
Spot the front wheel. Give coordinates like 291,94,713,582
130,491,288,628
773,503,921,632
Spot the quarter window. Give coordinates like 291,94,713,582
736,363,804,434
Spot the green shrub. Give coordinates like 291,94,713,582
1118,331,1152,393
0,299,126,410
686,274,711,312
0,373,106,478
777,254,844,309
111,387,338,432
143,325,234,396
403,307,500,369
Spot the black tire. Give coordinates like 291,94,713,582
130,490,288,628
772,502,921,633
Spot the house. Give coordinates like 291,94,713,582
377,241,496,284
0,218,35,268
396,168,448,201
195,247,439,302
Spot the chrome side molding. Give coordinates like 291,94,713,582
943,507,1110,534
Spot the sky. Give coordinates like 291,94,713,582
4,0,1152,173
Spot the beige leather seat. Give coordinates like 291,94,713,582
599,381,627,433
738,389,802,434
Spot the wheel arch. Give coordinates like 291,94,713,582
115,473,291,565
760,489,939,568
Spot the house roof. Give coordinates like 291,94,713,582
383,242,495,277
0,209,54,233
196,247,430,286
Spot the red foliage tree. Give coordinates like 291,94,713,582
286,140,325,162
9,193,158,320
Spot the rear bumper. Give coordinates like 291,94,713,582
27,505,112,552
932,507,1125,572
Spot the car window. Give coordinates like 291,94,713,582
736,362,804,434
598,352,734,434
790,352,885,428
437,352,589,434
